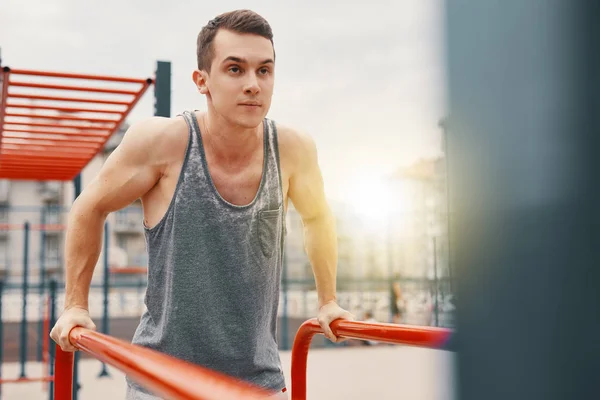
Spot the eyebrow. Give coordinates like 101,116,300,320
222,56,274,65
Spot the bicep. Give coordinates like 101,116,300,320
288,136,329,222
75,122,163,216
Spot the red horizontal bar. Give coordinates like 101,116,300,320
109,266,148,275
6,112,118,124
6,102,126,115
56,328,276,400
0,153,89,161
1,144,97,154
8,67,153,84
4,127,109,137
3,132,105,143
0,161,84,169
10,81,140,96
2,138,100,148
0,376,54,384
291,319,453,400
5,121,114,131
8,93,131,105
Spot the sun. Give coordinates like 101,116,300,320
342,173,411,231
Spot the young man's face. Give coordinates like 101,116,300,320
198,29,275,129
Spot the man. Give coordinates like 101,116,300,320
50,9,354,400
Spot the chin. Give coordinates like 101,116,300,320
231,114,265,129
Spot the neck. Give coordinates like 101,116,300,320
199,108,262,162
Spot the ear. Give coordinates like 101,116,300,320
192,69,209,95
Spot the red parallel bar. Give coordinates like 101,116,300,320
3,133,105,143
0,376,54,383
82,80,151,160
8,93,131,106
2,138,100,148
8,67,153,84
55,346,74,399
6,102,126,115
0,153,89,161
1,144,97,153
5,112,118,124
0,160,87,168
55,328,275,400
5,121,113,131
1,167,85,175
10,81,140,95
109,266,148,275
4,123,109,137
290,319,453,400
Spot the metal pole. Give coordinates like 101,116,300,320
0,279,4,398
38,209,47,362
19,221,30,378
281,250,289,351
154,61,171,117
48,279,57,400
98,221,110,377
72,175,82,400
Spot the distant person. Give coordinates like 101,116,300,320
391,280,406,324
50,9,354,400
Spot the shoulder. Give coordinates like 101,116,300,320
272,121,318,168
117,115,189,163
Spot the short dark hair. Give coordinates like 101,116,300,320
196,9,274,72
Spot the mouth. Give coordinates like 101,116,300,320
239,102,261,107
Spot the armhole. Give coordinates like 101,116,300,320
270,119,285,206
143,112,193,233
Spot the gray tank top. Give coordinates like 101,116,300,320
126,110,286,397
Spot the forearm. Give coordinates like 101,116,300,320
303,209,338,308
63,201,106,310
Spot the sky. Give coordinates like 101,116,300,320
1,0,448,203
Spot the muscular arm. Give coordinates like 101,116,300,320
64,118,167,310
287,132,337,308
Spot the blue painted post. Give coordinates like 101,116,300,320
48,279,57,400
0,279,4,398
38,209,47,362
98,221,110,377
72,174,82,400
19,221,30,378
281,251,289,350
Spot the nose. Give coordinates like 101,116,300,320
243,74,260,96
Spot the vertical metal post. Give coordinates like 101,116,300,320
446,1,600,398
48,279,57,400
0,279,4,398
98,221,110,377
281,251,289,351
19,221,30,378
154,61,171,117
72,175,81,400
38,208,47,362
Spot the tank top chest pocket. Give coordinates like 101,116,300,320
258,207,282,257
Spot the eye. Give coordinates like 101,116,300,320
228,65,241,74
259,67,270,75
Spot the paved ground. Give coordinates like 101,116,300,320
0,345,455,400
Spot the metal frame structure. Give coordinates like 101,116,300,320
54,317,454,400
0,66,154,180
0,59,170,400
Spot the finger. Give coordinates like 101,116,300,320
318,318,336,342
